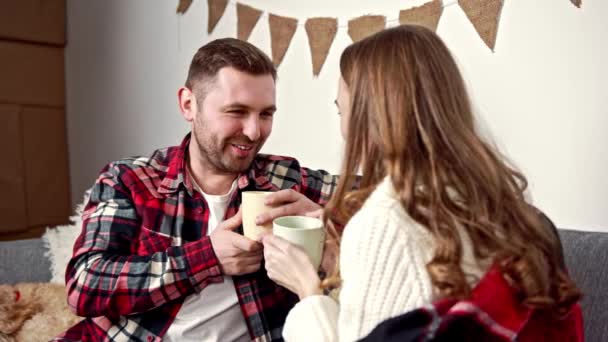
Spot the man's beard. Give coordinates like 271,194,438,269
192,124,262,175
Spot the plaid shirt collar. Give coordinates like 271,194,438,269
158,133,280,196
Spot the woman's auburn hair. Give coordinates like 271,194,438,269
322,24,580,316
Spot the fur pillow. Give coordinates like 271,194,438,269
42,191,89,284
0,283,81,342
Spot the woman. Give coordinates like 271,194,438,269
262,25,581,341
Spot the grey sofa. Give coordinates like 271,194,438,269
0,237,52,283
1,229,606,341
558,229,608,342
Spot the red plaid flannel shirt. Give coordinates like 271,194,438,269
56,134,338,342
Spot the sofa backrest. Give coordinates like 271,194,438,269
559,229,608,342
0,238,52,283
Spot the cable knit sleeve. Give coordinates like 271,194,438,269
283,193,435,342
283,294,340,342
337,202,434,340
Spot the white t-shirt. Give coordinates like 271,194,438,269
164,179,250,342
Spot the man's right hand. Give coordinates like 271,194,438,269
210,209,263,275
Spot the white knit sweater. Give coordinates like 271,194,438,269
282,177,486,342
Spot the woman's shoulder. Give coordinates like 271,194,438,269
354,177,403,218
353,178,420,227
344,177,433,247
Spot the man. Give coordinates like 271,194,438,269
58,38,338,341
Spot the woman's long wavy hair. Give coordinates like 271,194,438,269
322,24,580,315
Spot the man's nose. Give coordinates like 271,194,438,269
242,115,261,142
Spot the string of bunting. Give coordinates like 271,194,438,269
177,0,582,76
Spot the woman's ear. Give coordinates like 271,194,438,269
178,87,198,122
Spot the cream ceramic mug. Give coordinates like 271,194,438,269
272,216,325,270
242,191,273,240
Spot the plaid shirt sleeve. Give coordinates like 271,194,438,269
65,162,223,318
298,167,339,205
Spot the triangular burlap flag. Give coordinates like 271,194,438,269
348,15,386,42
177,0,193,14
570,0,582,8
458,0,504,51
269,14,298,67
305,18,338,76
237,3,263,41
399,0,444,32
207,0,228,33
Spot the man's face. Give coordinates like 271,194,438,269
191,67,276,175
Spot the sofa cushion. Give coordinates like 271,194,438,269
559,229,608,342
0,238,52,283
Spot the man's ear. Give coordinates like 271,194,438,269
178,87,197,122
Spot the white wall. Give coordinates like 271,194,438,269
66,0,608,231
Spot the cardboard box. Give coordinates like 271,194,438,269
22,106,71,227
0,104,28,233
0,41,65,107
0,0,66,45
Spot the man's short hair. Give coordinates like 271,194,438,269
185,38,277,99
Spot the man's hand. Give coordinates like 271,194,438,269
255,189,321,226
210,209,263,275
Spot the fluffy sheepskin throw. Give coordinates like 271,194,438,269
42,191,89,284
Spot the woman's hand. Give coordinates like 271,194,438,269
320,238,338,275
261,234,322,299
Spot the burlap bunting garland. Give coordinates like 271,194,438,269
399,0,443,32
458,0,504,51
176,0,192,15
269,14,298,67
305,18,338,76
348,15,386,42
174,0,581,73
237,3,263,41
207,0,228,33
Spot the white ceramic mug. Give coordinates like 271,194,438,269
273,216,325,270
242,191,273,240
